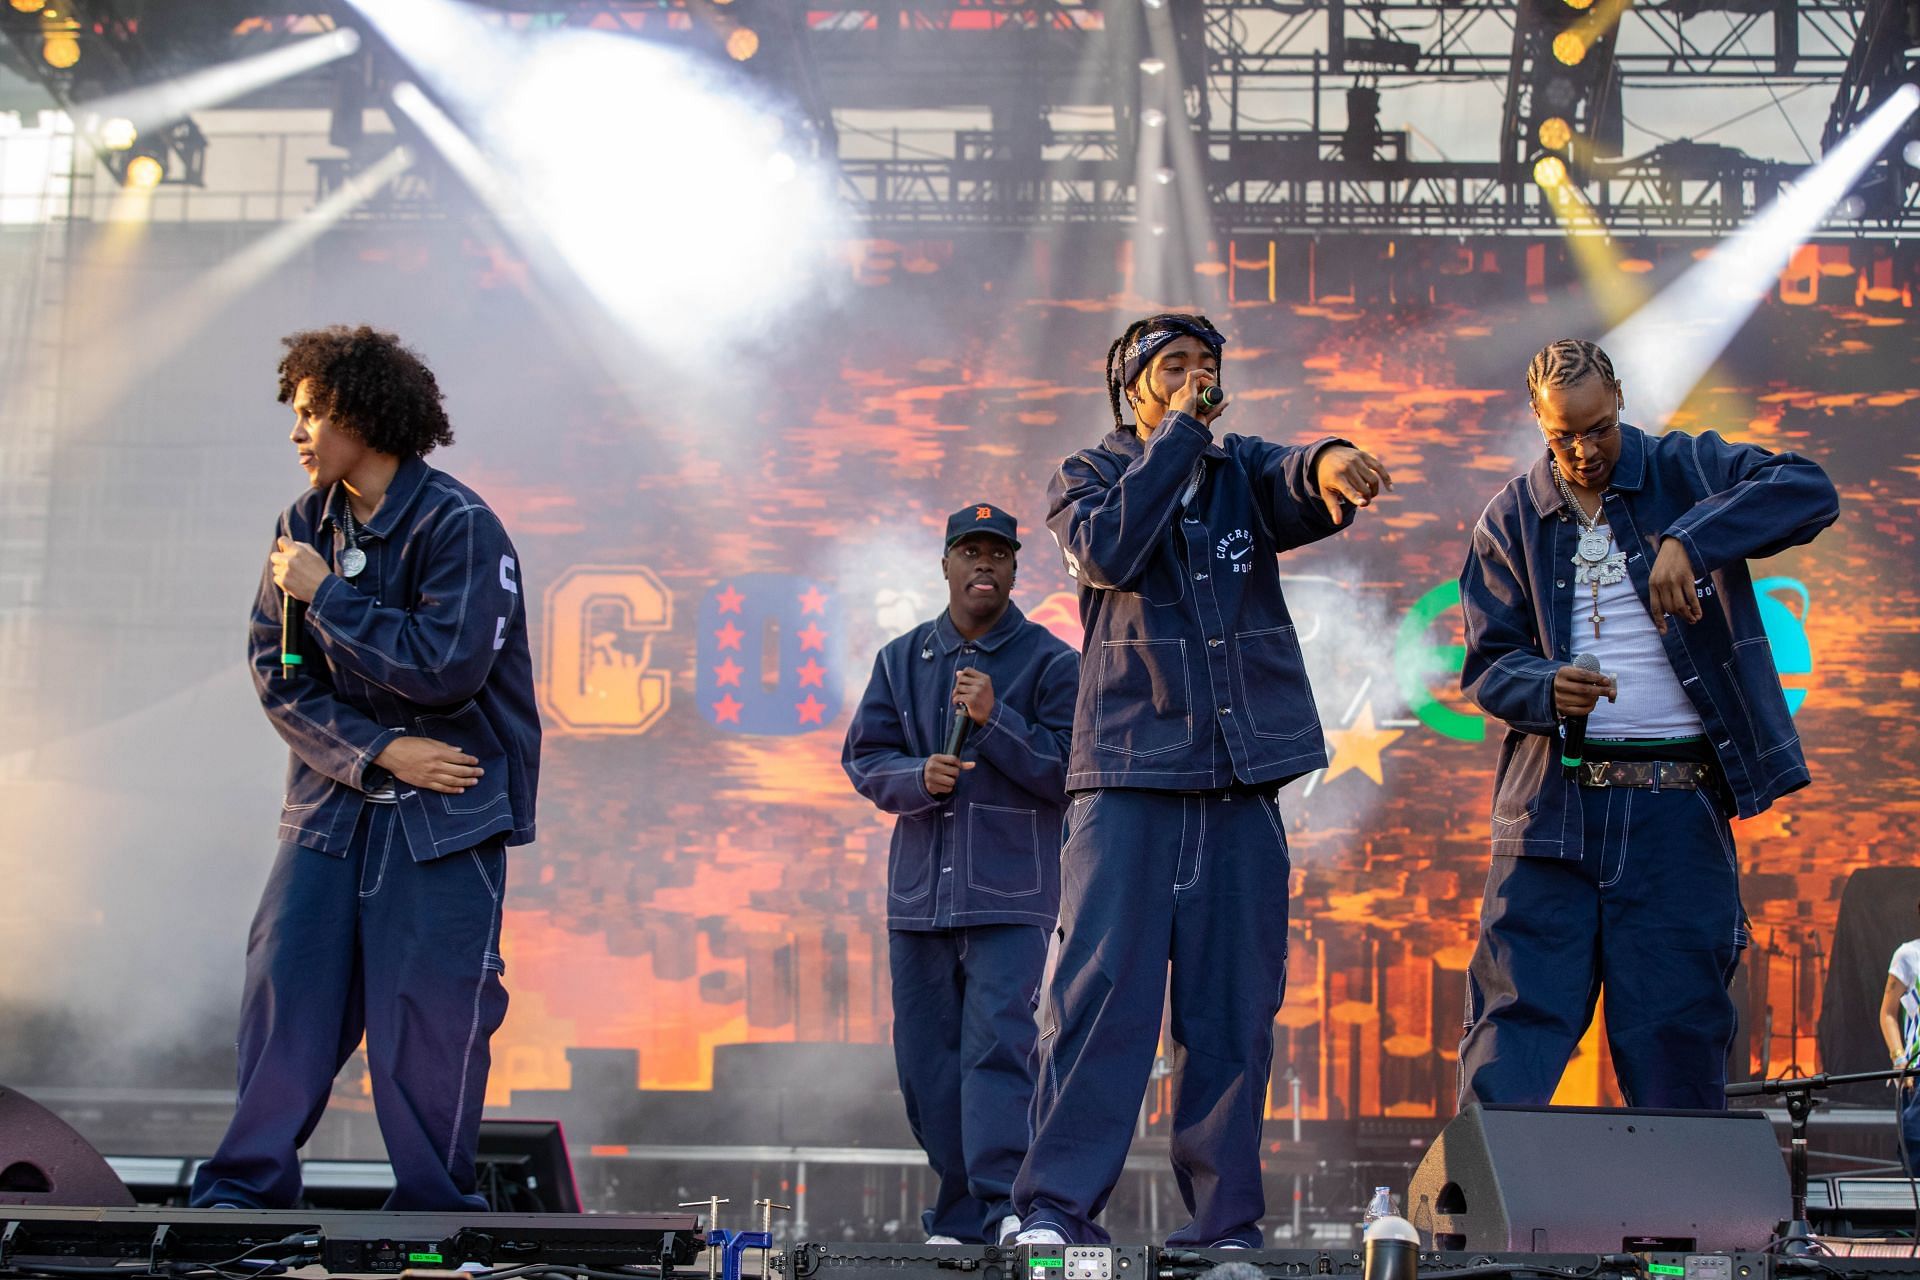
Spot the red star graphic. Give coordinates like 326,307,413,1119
715,620,744,651
712,694,743,725
714,657,743,688
796,657,826,688
798,585,828,615
715,584,745,614
797,621,827,651
795,694,826,725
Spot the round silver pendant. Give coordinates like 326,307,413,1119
1577,529,1611,563
340,547,368,579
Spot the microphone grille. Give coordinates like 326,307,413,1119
1573,652,1602,673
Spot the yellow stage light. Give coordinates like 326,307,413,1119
1562,0,1596,10
1538,117,1573,150
41,33,79,68
725,27,758,60
125,154,164,189
100,117,137,151
1533,156,1570,188
11,0,47,12
1552,31,1587,65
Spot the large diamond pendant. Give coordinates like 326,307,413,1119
1577,528,1611,563
340,547,368,579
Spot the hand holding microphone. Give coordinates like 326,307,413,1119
1558,652,1618,775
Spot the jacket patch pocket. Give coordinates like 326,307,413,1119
1095,638,1193,757
282,765,335,815
966,803,1042,898
413,700,511,817
889,816,934,904
1234,626,1316,741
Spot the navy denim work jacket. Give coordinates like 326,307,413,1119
1045,415,1351,792
1460,424,1839,858
251,455,542,861
843,603,1079,931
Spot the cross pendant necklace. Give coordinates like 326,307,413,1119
1551,459,1626,639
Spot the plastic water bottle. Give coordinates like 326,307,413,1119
1363,1185,1396,1225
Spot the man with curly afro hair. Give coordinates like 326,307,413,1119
191,325,542,1212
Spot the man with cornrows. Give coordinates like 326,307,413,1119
1457,338,1837,1110
1011,313,1392,1247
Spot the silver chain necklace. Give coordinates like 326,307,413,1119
1551,458,1626,638
339,501,367,579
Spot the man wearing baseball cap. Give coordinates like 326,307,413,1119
843,502,1080,1246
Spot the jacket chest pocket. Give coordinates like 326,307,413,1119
966,804,1042,898
1095,638,1193,757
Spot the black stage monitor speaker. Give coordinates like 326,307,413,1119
1407,1104,1788,1253
476,1119,579,1213
0,1086,135,1207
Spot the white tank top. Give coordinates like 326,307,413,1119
1578,525,1706,740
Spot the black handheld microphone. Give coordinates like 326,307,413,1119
944,702,970,757
1560,651,1605,776
1197,383,1225,411
281,591,306,679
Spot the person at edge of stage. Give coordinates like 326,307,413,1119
191,325,541,1212
1457,337,1838,1112
843,502,1079,1246
840,506,1082,1243
1878,902,1920,1175
1010,313,1393,1248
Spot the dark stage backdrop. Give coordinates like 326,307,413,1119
0,223,1914,1160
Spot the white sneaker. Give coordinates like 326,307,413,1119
1014,1228,1068,1246
997,1216,1023,1245
925,1236,964,1246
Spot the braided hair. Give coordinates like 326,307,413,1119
1525,338,1620,410
1104,312,1224,429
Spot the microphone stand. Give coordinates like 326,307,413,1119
1727,1065,1920,1255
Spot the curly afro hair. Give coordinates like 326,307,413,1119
276,325,455,458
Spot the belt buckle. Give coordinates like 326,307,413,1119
1581,761,1609,788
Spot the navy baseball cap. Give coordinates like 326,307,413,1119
944,502,1020,551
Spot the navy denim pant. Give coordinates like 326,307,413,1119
890,924,1047,1242
1459,781,1747,1110
191,803,509,1211
1015,788,1292,1246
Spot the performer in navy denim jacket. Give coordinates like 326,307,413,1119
845,502,1078,1245
1457,339,1837,1111
192,326,540,1213
1012,314,1392,1248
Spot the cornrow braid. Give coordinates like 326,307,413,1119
1104,312,1225,429
1526,338,1619,408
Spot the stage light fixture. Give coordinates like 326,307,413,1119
1552,31,1587,65
1142,108,1166,128
1561,0,1596,10
1905,140,1920,167
99,117,137,151
42,33,79,68
11,0,46,12
1538,116,1573,150
1533,155,1570,187
124,153,164,189
1139,57,1166,75
1154,166,1175,184
725,27,758,60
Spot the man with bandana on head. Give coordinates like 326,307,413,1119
1011,314,1392,1248
844,503,1079,1247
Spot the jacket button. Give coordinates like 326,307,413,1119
1555,580,1565,589
1194,571,1208,580
943,811,954,818
1220,705,1232,715
1208,638,1222,647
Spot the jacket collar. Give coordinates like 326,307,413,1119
1101,414,1228,462
323,454,430,539
1525,422,1648,517
933,600,1028,655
